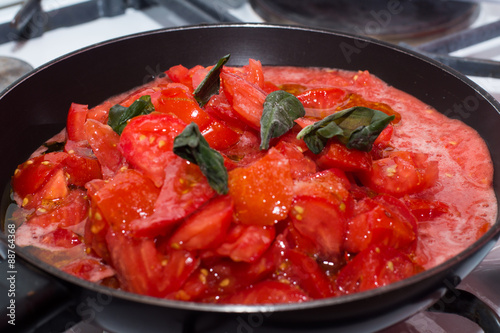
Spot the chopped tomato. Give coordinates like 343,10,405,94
129,158,215,238
106,231,199,297
215,224,276,263
87,169,159,233
61,258,115,282
118,87,162,108
156,83,212,128
40,227,82,248
221,70,267,129
289,196,346,259
12,152,101,207
87,100,113,123
336,244,420,294
66,103,88,142
228,148,293,225
359,151,438,197
403,197,451,221
292,168,352,207
205,93,249,131
27,189,89,228
315,139,372,172
241,58,265,89
220,130,264,167
166,64,204,91
223,280,310,304
201,119,240,151
169,195,233,251
274,140,317,180
345,195,417,253
84,119,125,178
280,249,335,299
118,113,187,186
296,87,347,109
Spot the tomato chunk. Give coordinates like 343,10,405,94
221,70,267,129
336,244,421,294
87,169,160,233
223,280,310,304
345,195,417,253
289,196,346,259
85,119,125,178
228,148,293,225
315,139,372,172
215,224,276,263
359,151,438,197
296,87,347,109
169,195,233,251
106,231,199,297
129,158,215,238
66,103,88,142
118,113,187,186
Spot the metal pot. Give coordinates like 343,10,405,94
1,24,500,333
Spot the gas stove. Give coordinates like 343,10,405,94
0,1,499,332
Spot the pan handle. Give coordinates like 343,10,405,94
428,286,500,333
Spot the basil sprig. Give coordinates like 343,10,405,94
173,122,228,195
193,54,231,107
260,90,305,150
108,95,155,135
297,106,395,153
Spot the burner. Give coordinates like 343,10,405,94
250,0,480,41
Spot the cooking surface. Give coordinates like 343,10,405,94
0,1,499,332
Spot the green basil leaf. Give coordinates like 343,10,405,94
193,54,231,107
108,95,155,135
173,122,228,195
260,90,306,150
297,106,395,153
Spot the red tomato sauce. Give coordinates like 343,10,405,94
8,59,496,304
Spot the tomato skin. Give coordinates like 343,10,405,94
169,195,233,251
223,280,310,304
66,103,88,142
359,151,438,197
118,113,187,186
129,158,215,238
221,70,267,129
228,148,293,225
315,140,373,172
336,244,420,294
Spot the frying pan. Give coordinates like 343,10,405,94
1,24,500,333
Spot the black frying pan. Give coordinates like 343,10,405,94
1,24,500,333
